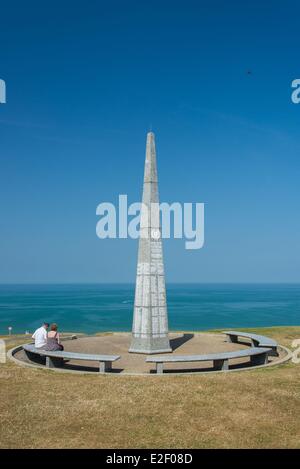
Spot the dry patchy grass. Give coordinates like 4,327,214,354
0,327,300,449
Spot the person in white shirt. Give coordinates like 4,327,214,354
32,323,49,348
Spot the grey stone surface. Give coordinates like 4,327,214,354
46,356,64,368
23,344,120,373
223,330,278,356
129,132,171,354
23,344,120,361
146,347,271,362
213,359,229,371
146,347,271,373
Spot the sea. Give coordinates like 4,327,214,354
0,283,299,335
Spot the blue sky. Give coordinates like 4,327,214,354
0,0,300,283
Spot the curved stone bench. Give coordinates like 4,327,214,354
23,344,120,373
223,331,278,356
146,347,271,374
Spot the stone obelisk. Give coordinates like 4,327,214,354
129,132,171,354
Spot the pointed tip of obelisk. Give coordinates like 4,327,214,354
144,128,157,182
147,130,155,147
147,123,155,138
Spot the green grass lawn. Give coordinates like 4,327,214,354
0,326,299,449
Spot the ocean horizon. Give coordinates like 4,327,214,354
0,283,299,335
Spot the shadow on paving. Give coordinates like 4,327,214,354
170,333,194,350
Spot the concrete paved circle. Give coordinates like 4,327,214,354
10,332,290,375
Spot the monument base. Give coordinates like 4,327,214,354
129,336,172,354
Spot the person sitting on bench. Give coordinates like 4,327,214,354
32,322,49,349
44,323,64,351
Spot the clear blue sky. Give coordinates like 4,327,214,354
0,0,300,283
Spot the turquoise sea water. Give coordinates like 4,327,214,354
0,284,299,335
